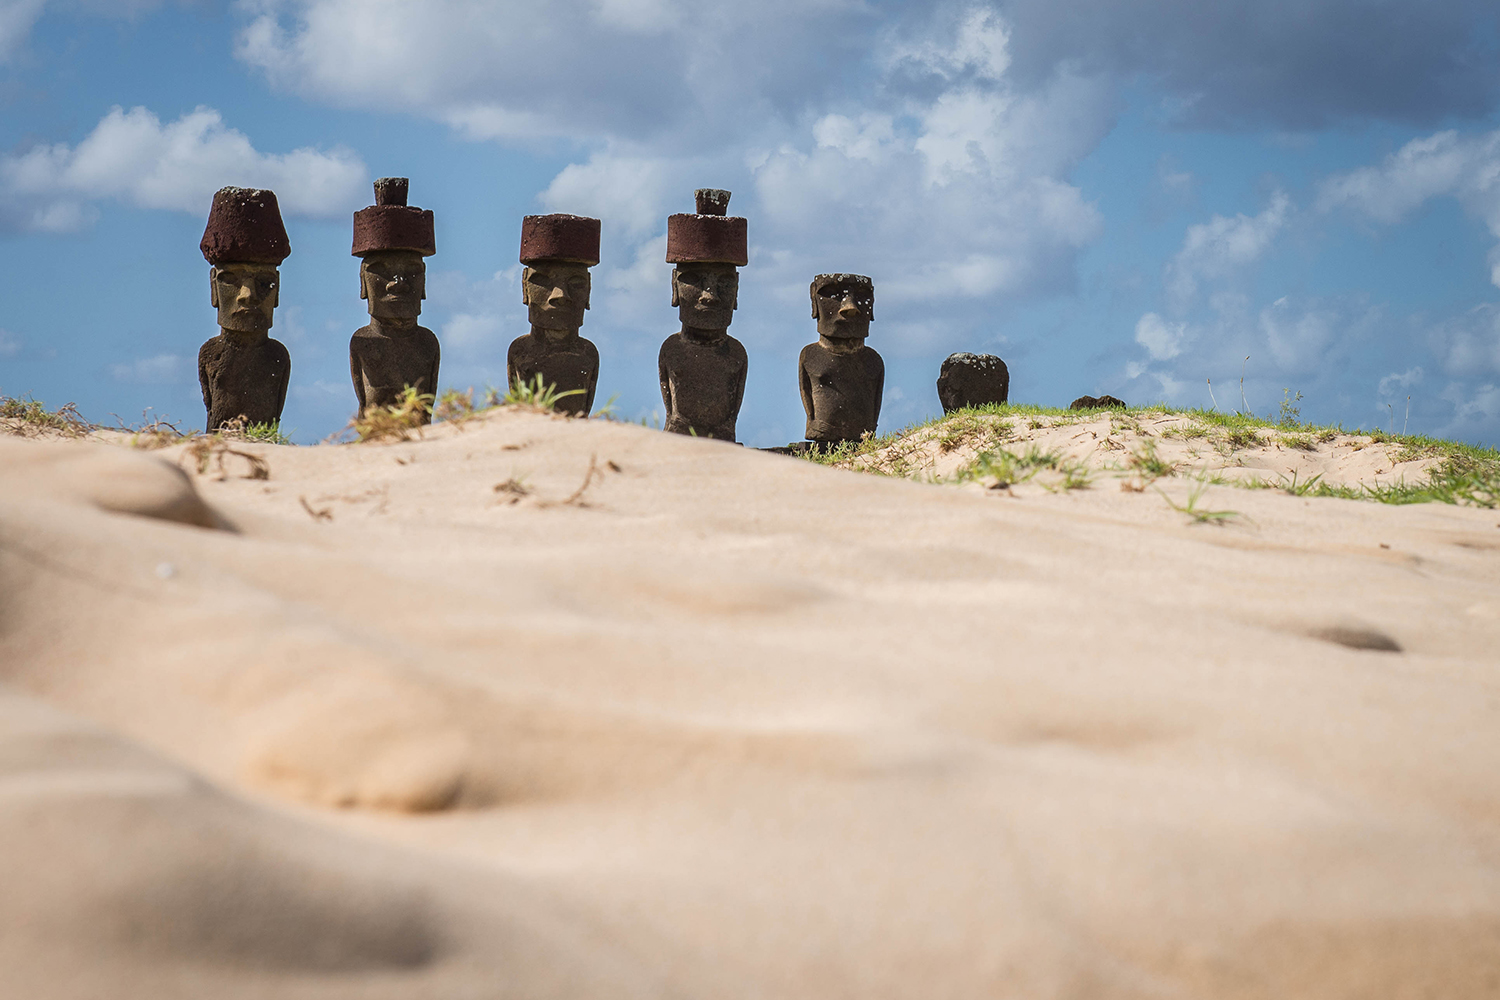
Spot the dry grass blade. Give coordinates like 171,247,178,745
180,436,270,481
298,496,333,521
492,477,532,505
562,454,602,505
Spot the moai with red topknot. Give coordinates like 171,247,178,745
349,177,440,422
507,214,602,417
197,187,292,430
657,189,749,441
798,273,883,446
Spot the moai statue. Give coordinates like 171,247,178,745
350,177,439,422
197,187,291,430
507,214,602,417
798,273,883,445
937,352,1009,413
658,189,749,441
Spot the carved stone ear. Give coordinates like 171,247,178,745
520,266,533,306
268,274,279,310
810,292,817,320
209,267,220,308
670,269,680,308
583,272,591,311
359,265,368,300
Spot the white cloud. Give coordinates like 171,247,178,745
0,105,366,232
1134,312,1188,360
1318,129,1500,288
1165,191,1291,309
1426,303,1500,376
0,328,22,357
0,0,47,61
109,353,190,384
1378,366,1424,397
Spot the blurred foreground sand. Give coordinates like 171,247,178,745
2,409,1499,998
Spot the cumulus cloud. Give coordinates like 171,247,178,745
235,0,1500,139
0,105,367,232
1135,312,1187,360
109,353,190,384
1,0,169,62
1164,191,1290,309
995,0,1500,128
1426,303,1500,376
1318,129,1500,287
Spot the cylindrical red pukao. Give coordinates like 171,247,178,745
200,187,291,265
351,178,435,257
665,189,747,266
519,214,601,265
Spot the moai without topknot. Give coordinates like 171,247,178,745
798,273,883,445
658,189,749,441
350,177,440,422
937,352,1009,413
508,214,602,417
197,187,292,430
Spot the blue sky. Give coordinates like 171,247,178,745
3,0,1500,446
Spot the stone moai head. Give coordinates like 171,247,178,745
200,187,291,334
667,189,747,332
519,214,601,338
811,273,874,342
352,177,436,322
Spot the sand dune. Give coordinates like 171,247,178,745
2,411,1499,997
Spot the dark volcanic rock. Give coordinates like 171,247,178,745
1069,394,1126,410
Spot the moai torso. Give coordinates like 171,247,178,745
507,333,599,416
799,341,884,444
350,325,441,417
199,333,291,430
658,331,747,441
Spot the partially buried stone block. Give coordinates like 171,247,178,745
937,353,1009,413
799,273,883,445
657,189,749,441
197,187,292,431
349,178,440,423
507,214,601,417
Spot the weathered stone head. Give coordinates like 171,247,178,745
937,352,1009,412
667,189,747,334
520,214,600,340
200,187,291,334
352,178,435,322
811,273,874,346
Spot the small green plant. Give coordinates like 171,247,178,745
348,386,434,442
1127,439,1175,481
241,421,293,445
1277,388,1303,427
592,393,621,419
435,387,478,425
1157,482,1241,525
1277,470,1325,496
502,374,584,412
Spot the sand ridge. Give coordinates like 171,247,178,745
2,411,1500,997
839,409,1446,495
